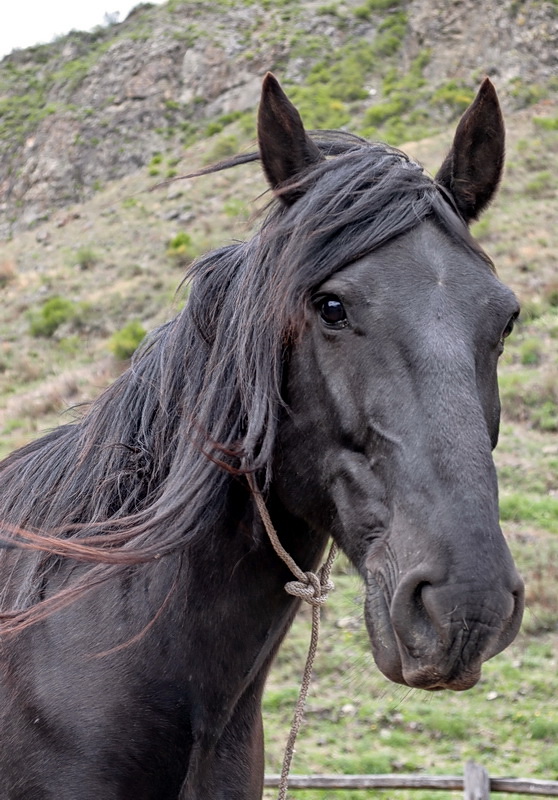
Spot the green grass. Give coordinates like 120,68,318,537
203,134,240,163
360,51,435,144
285,13,414,134
534,115,558,131
0,92,57,145
498,364,558,432
431,80,475,114
500,494,558,534
354,0,403,19
524,170,555,198
519,337,543,365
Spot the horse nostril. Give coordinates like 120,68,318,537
412,581,430,609
410,581,434,626
390,571,443,654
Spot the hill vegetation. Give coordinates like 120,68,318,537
1,0,557,233
0,0,557,794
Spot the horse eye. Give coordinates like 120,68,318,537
502,312,518,340
319,296,347,327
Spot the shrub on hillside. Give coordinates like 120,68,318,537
166,231,197,268
108,320,146,360
76,246,99,270
28,297,80,338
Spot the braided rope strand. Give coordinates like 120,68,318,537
249,480,338,800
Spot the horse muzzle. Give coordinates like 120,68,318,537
363,560,525,691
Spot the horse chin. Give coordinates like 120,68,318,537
363,573,482,692
396,664,482,692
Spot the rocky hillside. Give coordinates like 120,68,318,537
0,0,557,236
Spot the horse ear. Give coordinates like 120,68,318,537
258,72,324,204
435,78,505,223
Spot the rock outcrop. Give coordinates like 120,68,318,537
0,0,556,237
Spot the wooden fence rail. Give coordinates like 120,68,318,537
264,763,558,797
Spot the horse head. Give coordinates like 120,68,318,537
260,74,524,691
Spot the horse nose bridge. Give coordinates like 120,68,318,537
401,346,494,457
386,371,497,490
391,409,501,538
418,394,493,472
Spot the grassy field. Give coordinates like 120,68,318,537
0,84,557,797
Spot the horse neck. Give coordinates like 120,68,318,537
179,485,330,686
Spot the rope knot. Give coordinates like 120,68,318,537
284,570,334,607
248,478,338,800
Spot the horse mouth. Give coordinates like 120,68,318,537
363,572,506,692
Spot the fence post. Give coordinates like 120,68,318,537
464,761,490,799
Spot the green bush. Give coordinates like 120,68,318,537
354,0,402,18
287,85,351,129
205,120,224,136
498,369,558,432
518,299,545,322
431,81,475,114
166,231,197,267
545,283,558,308
204,134,239,164
0,92,57,145
509,77,547,108
108,320,146,360
365,96,408,127
360,51,432,144
76,246,98,270
29,297,80,338
223,198,248,219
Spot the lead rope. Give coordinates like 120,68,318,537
249,479,338,800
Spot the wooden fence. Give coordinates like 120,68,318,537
264,763,558,798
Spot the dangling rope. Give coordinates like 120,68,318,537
248,478,338,800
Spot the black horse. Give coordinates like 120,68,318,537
0,74,523,799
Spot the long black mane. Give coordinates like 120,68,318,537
0,132,482,625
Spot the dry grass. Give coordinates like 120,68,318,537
0,258,17,287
